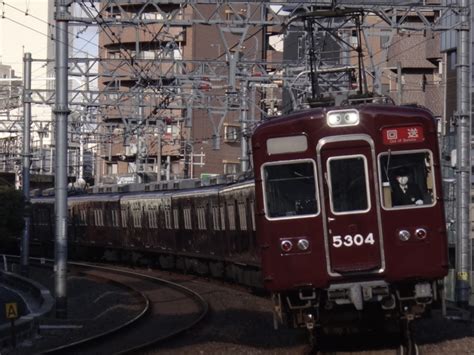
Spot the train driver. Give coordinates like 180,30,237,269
391,167,424,206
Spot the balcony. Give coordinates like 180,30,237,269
100,24,186,47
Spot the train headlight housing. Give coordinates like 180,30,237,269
327,109,360,127
297,239,310,251
280,240,293,253
415,228,427,240
398,230,411,242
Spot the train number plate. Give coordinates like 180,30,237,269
332,233,375,248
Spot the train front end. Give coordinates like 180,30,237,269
251,104,448,332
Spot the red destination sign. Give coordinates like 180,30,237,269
382,126,424,145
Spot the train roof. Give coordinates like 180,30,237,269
30,175,253,201
257,103,433,126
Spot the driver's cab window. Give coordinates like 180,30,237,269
262,160,319,219
379,151,435,209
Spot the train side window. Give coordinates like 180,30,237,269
238,201,247,231
212,205,220,231
133,211,141,228
173,208,179,229
227,203,236,230
148,210,158,229
94,210,104,227
111,210,120,228
164,206,172,230
121,209,128,228
183,207,192,230
327,155,370,214
220,204,226,230
379,151,434,209
262,160,318,219
250,200,256,231
80,210,87,226
197,207,207,230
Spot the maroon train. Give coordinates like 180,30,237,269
252,103,448,339
28,102,447,346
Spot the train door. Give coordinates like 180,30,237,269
318,136,385,276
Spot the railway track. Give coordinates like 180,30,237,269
3,258,208,354
2,256,472,354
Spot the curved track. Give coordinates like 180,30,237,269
3,257,208,354
43,262,208,354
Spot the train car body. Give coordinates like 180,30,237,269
251,104,448,332
30,180,261,286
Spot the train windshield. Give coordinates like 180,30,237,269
262,160,318,219
379,150,435,209
327,155,370,213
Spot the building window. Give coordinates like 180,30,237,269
379,30,391,48
225,9,234,21
108,51,120,59
224,125,240,143
351,30,358,47
106,163,117,175
224,161,239,175
140,50,156,59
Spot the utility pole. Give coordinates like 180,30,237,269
240,79,249,174
454,0,471,308
157,125,162,182
54,0,70,319
397,62,402,105
20,52,32,277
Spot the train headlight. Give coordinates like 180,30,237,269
398,230,411,242
415,228,427,240
327,109,359,127
280,240,293,253
297,239,310,251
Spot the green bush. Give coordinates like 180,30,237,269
0,186,25,238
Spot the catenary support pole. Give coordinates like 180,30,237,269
240,80,249,174
20,53,32,277
455,0,471,308
54,0,71,318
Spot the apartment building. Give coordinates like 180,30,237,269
96,1,281,183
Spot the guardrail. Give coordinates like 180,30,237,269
0,267,54,350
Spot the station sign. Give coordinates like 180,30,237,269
382,125,424,145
